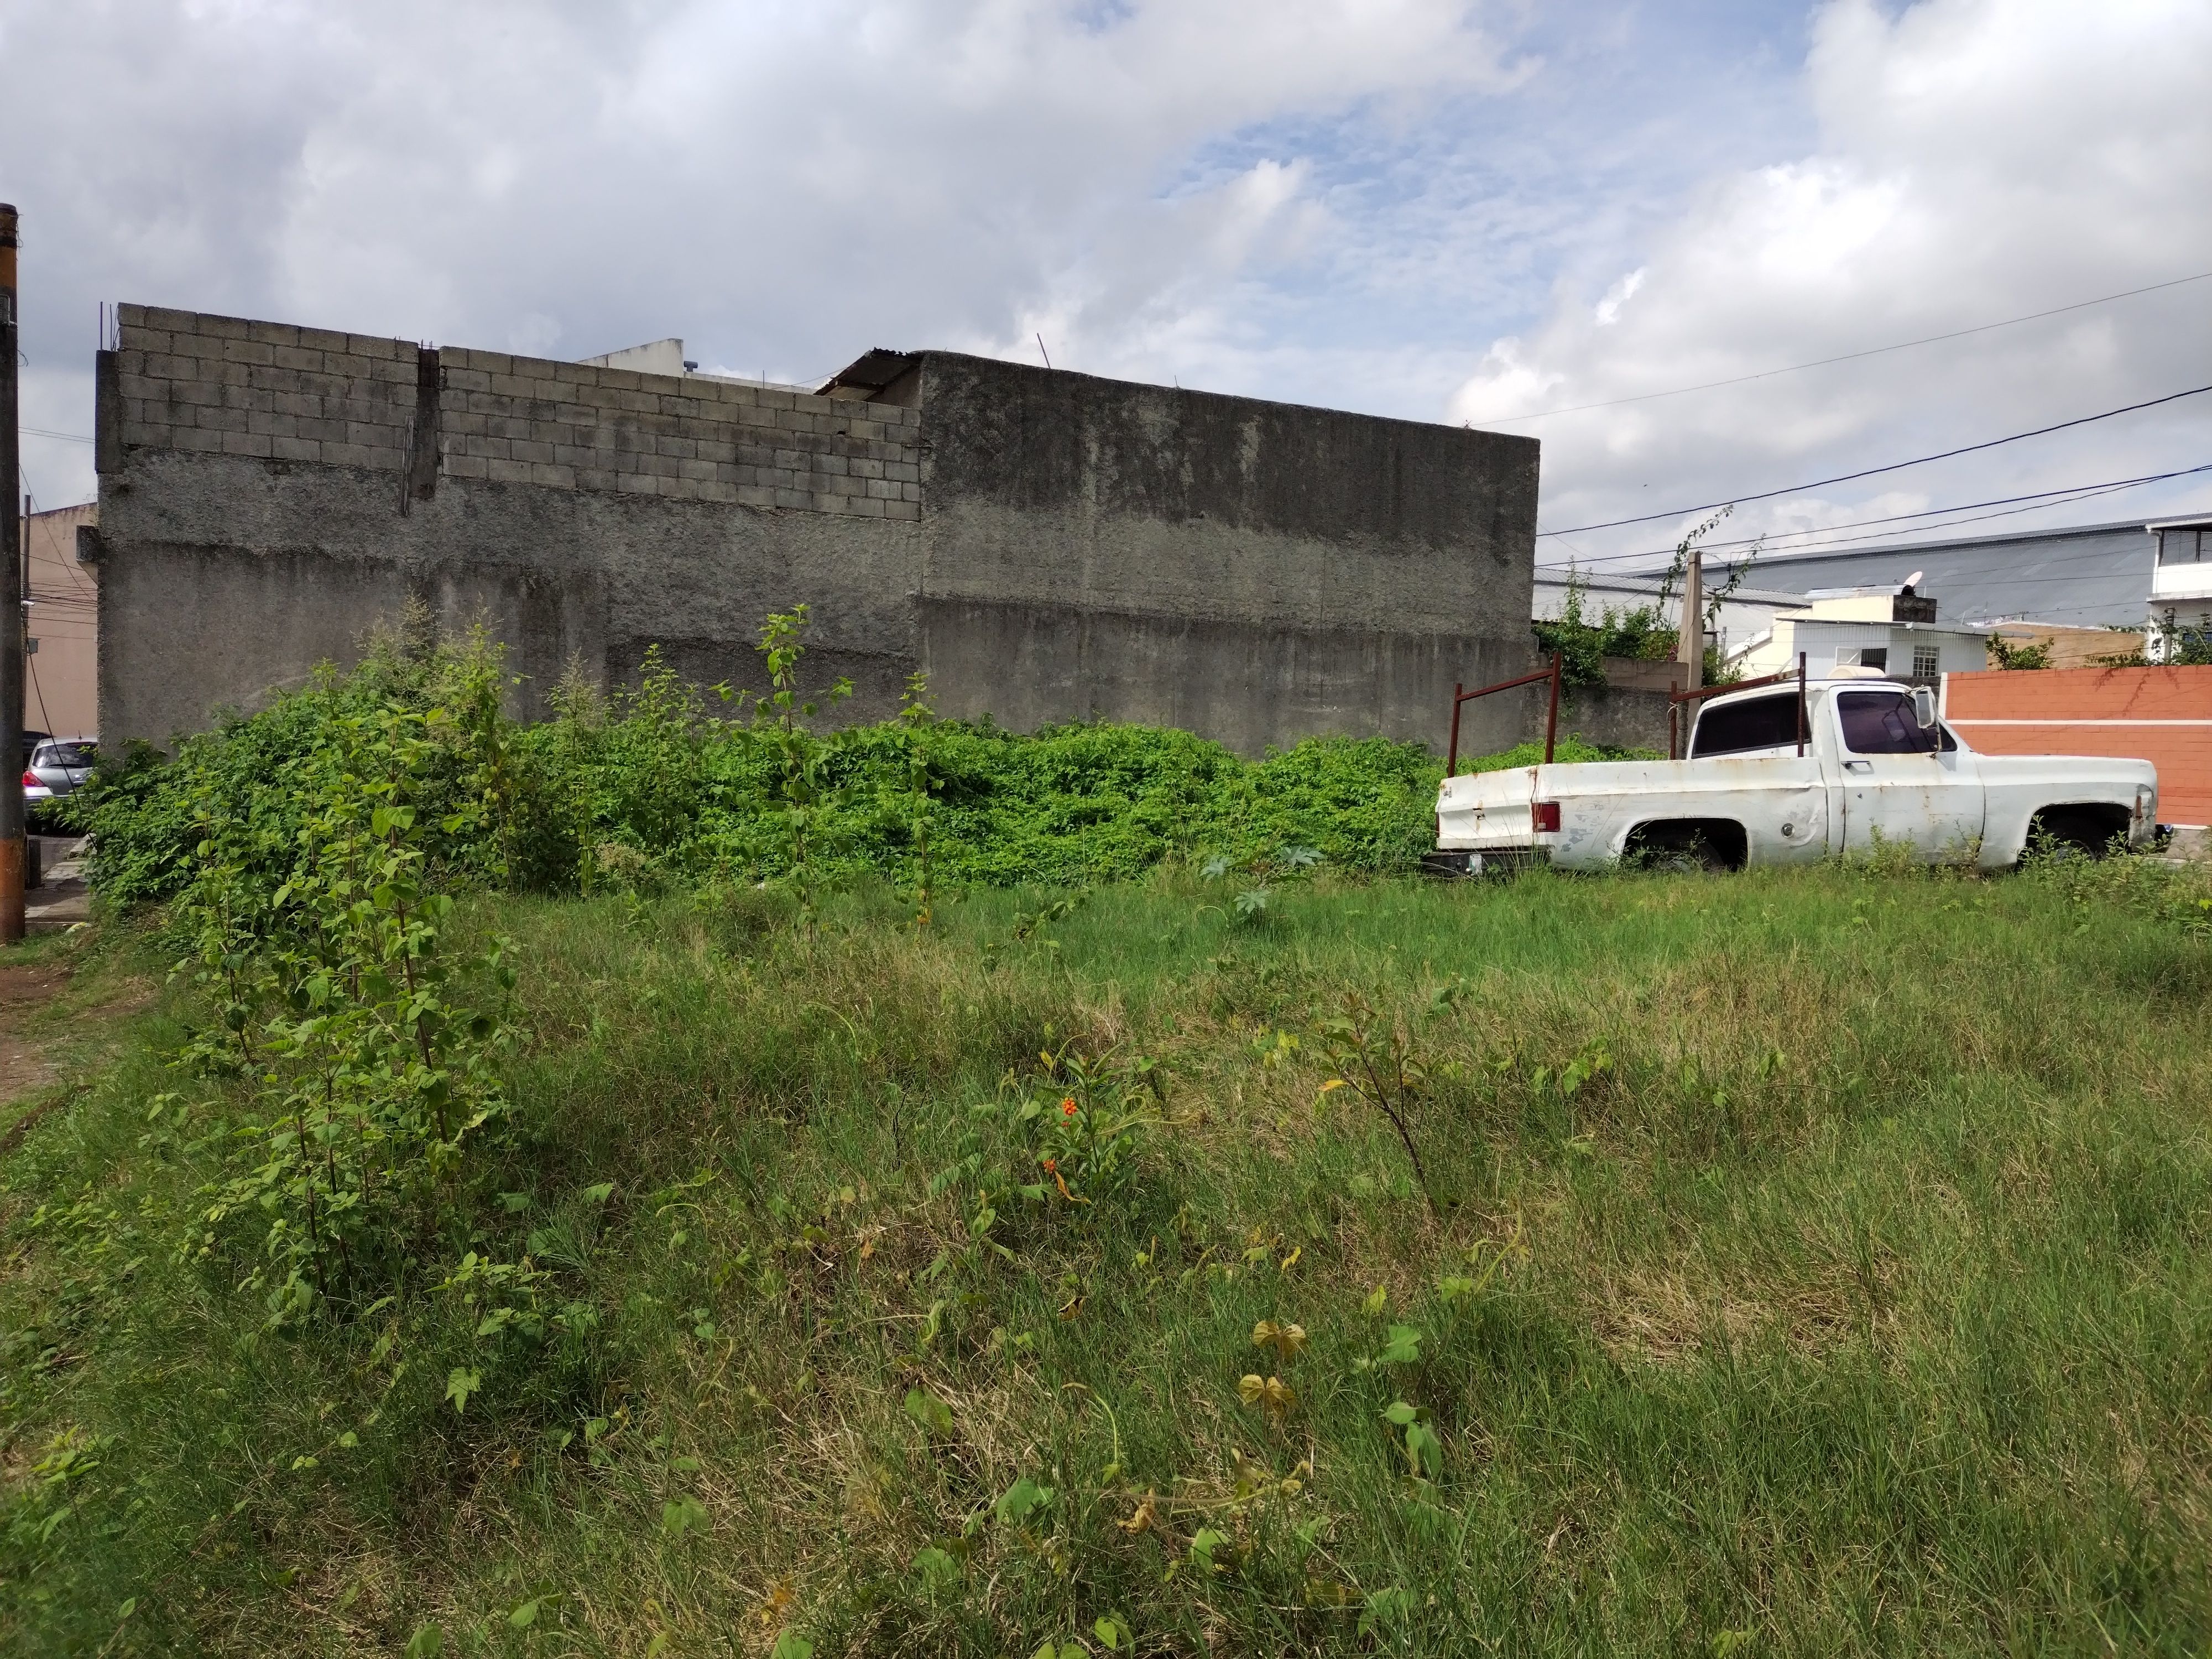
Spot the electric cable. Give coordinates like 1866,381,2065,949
1538,385,2212,538
1468,268,2212,425
1533,464,2212,572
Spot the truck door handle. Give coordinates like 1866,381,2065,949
1844,760,1873,773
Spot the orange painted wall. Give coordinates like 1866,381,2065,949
1945,665,2212,825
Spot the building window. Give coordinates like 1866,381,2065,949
1837,646,1887,671
1912,645,1939,680
2159,527,2209,564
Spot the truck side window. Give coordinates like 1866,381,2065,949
1836,690,1938,754
1690,693,1802,757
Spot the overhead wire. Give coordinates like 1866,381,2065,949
1532,465,2212,574
1538,385,2212,538
1468,268,2212,426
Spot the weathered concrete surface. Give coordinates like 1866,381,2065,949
919,597,1538,756
96,308,1542,759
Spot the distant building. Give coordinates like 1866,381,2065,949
2146,515,2212,659
1728,585,1987,684
23,503,98,737
1739,518,2154,628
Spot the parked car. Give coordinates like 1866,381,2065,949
1432,680,2156,872
24,735,97,828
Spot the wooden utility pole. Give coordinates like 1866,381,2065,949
1,202,23,943
1676,542,1703,696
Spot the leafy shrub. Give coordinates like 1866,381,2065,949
77,613,1650,910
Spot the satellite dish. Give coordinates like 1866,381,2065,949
1903,570,1924,592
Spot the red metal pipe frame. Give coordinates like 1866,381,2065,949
1446,653,1564,775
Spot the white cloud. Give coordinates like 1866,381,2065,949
1451,0,2212,570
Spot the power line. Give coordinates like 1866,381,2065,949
20,426,90,444
1539,385,2212,538
1533,465,2212,572
1469,268,2212,426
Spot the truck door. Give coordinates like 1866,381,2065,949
1832,689,1983,858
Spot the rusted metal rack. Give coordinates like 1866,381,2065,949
1668,652,1808,760
1447,650,1563,776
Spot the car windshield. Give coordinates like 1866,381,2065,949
1836,690,1938,755
1691,692,1802,758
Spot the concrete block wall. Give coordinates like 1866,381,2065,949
95,307,1543,762
113,307,419,469
110,305,921,519
434,347,920,518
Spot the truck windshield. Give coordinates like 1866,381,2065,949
1691,692,1802,757
1837,690,1939,754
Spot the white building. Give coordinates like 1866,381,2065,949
1726,584,1989,684
2146,516,2212,659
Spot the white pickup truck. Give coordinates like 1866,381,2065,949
1433,678,2158,873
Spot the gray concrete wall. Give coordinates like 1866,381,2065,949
909,351,1539,751
96,306,922,742
95,307,1542,760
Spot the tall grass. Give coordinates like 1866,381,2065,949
6,854,2212,1655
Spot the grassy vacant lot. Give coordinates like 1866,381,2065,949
6,857,2212,1656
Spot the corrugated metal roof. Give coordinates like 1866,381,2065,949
1720,518,2154,627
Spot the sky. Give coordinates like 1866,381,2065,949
3,0,2208,585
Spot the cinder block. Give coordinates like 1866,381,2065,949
886,461,919,484
656,435,698,461
221,429,274,458
865,477,900,501
774,487,811,510
197,314,251,341
846,418,883,443
815,453,849,477
552,442,602,468
613,389,660,416
528,462,577,489
445,409,488,437
321,441,374,467
486,457,533,484
849,456,885,481
598,368,644,393
617,472,657,495
300,416,349,445
344,332,406,361
491,372,540,400
475,437,513,461
246,319,301,349
791,392,834,418
221,338,278,368
692,479,740,504
175,379,223,409
757,388,796,413
678,458,718,483
272,435,321,462
171,427,224,454
117,302,151,328
576,467,619,492
346,420,401,449
900,481,921,502
290,325,341,354
196,405,251,434
444,367,492,394
886,499,921,521
445,453,490,480
510,439,555,465
364,445,408,471
247,410,288,438
694,438,737,465
552,401,597,426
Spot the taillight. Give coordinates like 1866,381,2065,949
1532,801,1561,833
20,770,34,789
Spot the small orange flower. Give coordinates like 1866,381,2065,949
1042,1157,1057,1172
1062,1098,1078,1118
